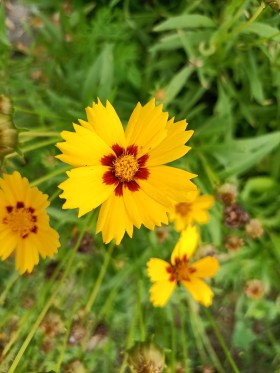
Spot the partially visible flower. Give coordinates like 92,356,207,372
147,225,219,307
246,219,264,239
217,183,237,206
56,98,196,244
155,226,169,243
0,94,18,160
0,171,60,273
169,190,214,232
224,235,244,252
223,203,249,228
128,342,165,373
245,279,264,299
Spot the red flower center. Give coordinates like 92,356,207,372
101,144,149,196
166,255,196,282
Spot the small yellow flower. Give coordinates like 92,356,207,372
169,190,214,232
0,171,60,273
147,225,219,307
56,98,196,244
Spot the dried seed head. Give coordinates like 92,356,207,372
245,219,264,239
264,0,280,10
0,95,18,160
223,203,249,228
63,360,87,373
245,279,264,299
224,235,244,252
217,183,238,205
40,312,64,338
128,342,165,373
155,226,169,243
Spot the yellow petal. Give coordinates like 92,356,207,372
181,278,214,307
139,166,197,206
193,210,210,224
56,124,113,167
147,118,193,166
191,257,219,279
58,166,115,217
125,99,168,157
85,99,126,148
123,187,169,230
171,225,199,264
147,258,171,282
194,195,215,209
96,194,133,245
149,281,176,307
0,230,16,259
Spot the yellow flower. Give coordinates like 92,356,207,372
169,190,214,231
56,98,196,244
147,225,219,307
0,171,60,274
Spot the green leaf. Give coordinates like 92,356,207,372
242,22,280,42
82,43,114,103
163,66,193,106
201,132,280,178
232,320,256,350
153,14,215,32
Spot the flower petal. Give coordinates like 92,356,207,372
96,194,133,244
125,99,168,157
85,99,126,148
171,225,199,265
0,230,16,259
139,166,197,206
122,187,169,230
149,281,176,307
147,258,171,282
147,118,193,166
194,195,215,209
191,257,219,279
58,166,115,217
56,124,113,167
181,277,214,307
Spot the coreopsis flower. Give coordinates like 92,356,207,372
169,190,214,231
0,171,60,273
128,342,165,373
147,225,219,307
56,98,196,244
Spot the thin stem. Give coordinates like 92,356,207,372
0,272,19,306
30,165,70,187
179,302,191,373
137,279,145,342
8,215,92,373
205,309,240,373
84,242,115,314
230,3,266,36
6,138,59,159
19,131,60,138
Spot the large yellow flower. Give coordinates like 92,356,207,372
169,190,214,232
56,98,196,244
0,171,60,274
147,225,219,307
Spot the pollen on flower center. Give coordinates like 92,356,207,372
2,202,38,239
113,154,139,182
175,202,191,217
167,255,196,282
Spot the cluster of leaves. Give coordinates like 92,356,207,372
0,0,280,372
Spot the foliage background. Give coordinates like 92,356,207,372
0,0,280,372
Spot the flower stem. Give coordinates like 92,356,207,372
19,131,60,138
229,3,266,36
205,309,240,373
84,242,115,314
7,215,92,373
30,165,70,187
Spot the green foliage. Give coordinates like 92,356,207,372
0,0,280,372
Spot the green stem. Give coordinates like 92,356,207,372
84,242,115,313
29,165,70,187
0,272,19,306
205,309,240,373
6,138,59,159
229,3,266,36
179,302,191,373
7,215,92,373
137,279,145,342
19,131,60,138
